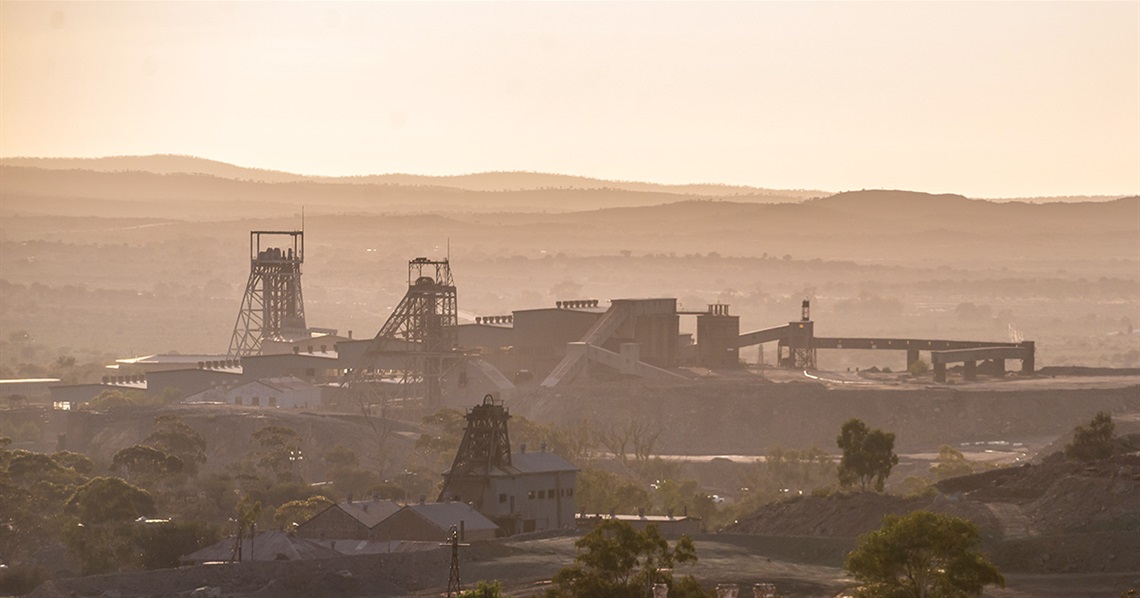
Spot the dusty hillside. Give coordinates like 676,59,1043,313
58,405,420,477
512,378,1140,455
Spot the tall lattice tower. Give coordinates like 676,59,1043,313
346,257,460,408
438,395,511,505
228,231,307,357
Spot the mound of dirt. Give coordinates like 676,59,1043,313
513,378,1140,455
935,454,1140,535
725,454,1140,574
722,491,997,540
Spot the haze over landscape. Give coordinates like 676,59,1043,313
2,1,1137,197
1,2,1138,598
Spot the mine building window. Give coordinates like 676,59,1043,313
252,396,260,407
567,488,573,497
499,493,507,503
548,488,555,499
538,490,545,499
320,345,327,352
269,397,277,408
305,368,315,377
528,491,535,500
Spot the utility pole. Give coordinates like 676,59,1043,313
440,524,470,597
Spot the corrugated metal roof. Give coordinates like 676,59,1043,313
339,499,401,528
443,450,579,477
181,530,340,563
500,451,578,475
116,354,226,365
258,376,318,392
405,502,498,532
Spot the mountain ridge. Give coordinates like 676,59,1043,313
0,155,823,198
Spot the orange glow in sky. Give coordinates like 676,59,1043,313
1,1,1137,197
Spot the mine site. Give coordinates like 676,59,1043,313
2,3,1138,598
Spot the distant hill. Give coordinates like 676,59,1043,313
1,166,1135,261
0,155,824,198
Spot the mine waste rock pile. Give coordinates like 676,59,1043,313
724,450,1140,575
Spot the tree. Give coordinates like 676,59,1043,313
930,445,971,481
110,444,184,483
143,414,207,475
458,579,505,598
837,419,899,492
252,425,304,483
1064,412,1115,462
51,450,94,475
274,495,333,530
322,444,381,497
62,477,157,574
84,388,154,410
546,520,705,597
845,510,1004,598
135,520,220,570
575,468,649,515
65,477,156,524
597,419,661,466
232,492,263,560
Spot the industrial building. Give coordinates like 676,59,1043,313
297,498,402,540
46,230,1039,410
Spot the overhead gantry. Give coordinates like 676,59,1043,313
735,301,1035,380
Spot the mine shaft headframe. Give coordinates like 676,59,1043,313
408,256,453,288
249,230,304,264
228,229,307,357
438,394,512,501
802,299,811,322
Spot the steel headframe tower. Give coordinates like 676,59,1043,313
228,231,307,357
349,257,460,409
438,394,511,504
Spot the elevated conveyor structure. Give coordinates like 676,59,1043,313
540,302,630,387
736,325,792,348
541,299,681,387
733,301,1035,379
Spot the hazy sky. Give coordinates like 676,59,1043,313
1,1,1137,197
